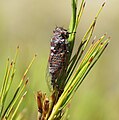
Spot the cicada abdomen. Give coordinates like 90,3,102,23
47,27,69,91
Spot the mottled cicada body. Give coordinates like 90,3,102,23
47,27,70,91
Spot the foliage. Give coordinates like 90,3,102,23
0,47,36,120
36,0,110,120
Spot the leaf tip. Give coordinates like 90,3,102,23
83,2,86,8
102,1,106,7
17,45,20,49
25,78,29,85
35,54,37,57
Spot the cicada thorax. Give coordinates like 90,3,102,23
48,27,69,91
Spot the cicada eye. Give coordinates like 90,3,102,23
65,32,69,38
60,32,69,39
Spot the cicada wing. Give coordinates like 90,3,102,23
45,64,53,91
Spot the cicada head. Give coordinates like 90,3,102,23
53,27,69,39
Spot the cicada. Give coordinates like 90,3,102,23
46,27,70,91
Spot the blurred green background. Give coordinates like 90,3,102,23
0,0,118,120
